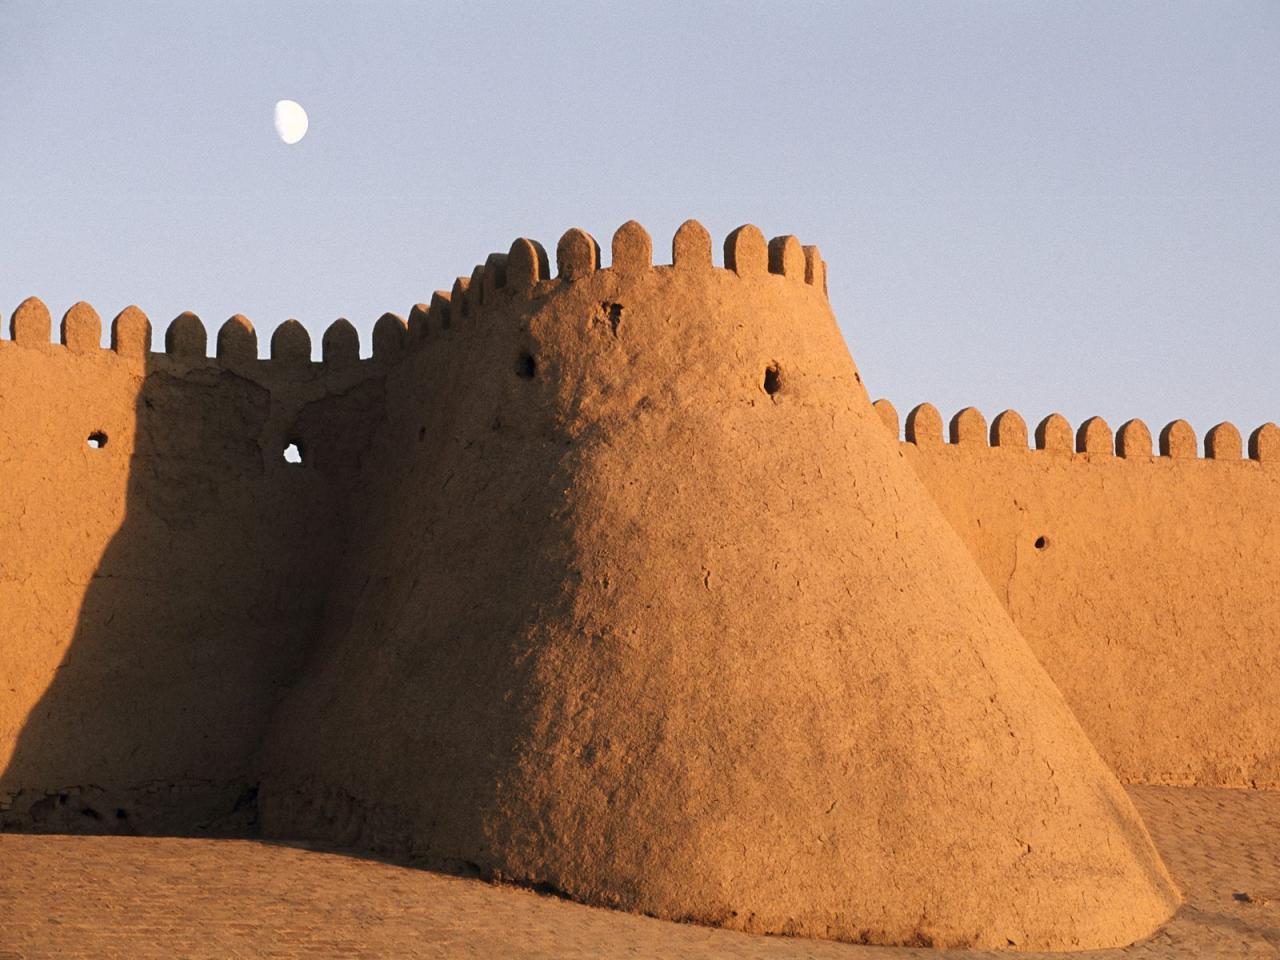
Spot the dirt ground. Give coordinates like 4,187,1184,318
0,785,1276,959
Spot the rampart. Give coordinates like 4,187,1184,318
876,399,1280,788
0,301,396,830
250,222,1177,949
1,229,1275,817
0,218,1270,948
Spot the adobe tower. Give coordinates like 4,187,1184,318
252,221,1179,950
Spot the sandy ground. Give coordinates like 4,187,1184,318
0,785,1276,959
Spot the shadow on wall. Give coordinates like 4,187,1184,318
0,329,383,836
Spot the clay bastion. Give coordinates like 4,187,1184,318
1,218,1273,949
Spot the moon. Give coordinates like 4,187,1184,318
273,100,309,145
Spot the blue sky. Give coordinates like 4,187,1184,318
1,1,1277,438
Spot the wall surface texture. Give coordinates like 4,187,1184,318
877,400,1280,789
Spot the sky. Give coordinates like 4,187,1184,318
1,1,1277,439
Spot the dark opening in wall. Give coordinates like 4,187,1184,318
283,442,304,465
763,363,782,396
87,431,108,449
602,301,623,336
516,352,537,379
1034,536,1049,550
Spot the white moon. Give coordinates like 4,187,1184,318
273,100,309,145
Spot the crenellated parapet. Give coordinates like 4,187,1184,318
880,399,1279,465
2,218,829,412
2,298,407,375
391,219,828,353
344,220,839,447
1,299,405,473
0,295,411,511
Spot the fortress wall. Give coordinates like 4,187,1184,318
1,275,1270,827
0,301,394,832
257,224,1178,950
0,234,1196,945
258,224,845,865
877,400,1280,788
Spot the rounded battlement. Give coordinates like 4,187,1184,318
1,300,403,395
379,220,846,431
885,400,1279,466
405,220,825,333
2,220,831,407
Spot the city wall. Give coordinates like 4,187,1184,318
876,399,1280,788
0,301,394,830
0,234,1276,844
0,223,1266,948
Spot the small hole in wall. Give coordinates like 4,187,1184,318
115,808,128,820
87,431,108,449
763,364,782,396
283,442,304,465
516,352,537,379
1034,536,1048,550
